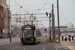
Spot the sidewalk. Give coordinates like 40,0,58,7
0,37,20,46
60,38,75,50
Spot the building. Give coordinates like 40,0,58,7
0,5,4,37
60,27,75,32
0,0,9,37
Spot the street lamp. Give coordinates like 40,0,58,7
46,12,51,41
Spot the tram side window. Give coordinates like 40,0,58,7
34,30,36,37
36,31,41,35
36,31,41,37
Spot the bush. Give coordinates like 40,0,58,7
44,39,58,43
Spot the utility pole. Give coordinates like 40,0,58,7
20,6,22,29
57,0,60,44
52,4,55,42
27,10,28,21
49,13,51,41
9,0,11,42
31,12,33,25
24,12,26,25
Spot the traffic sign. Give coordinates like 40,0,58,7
7,30,10,33
60,30,61,32
2,29,5,34
46,12,48,16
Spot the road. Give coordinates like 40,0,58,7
0,36,70,50
0,37,20,43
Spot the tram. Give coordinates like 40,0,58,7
20,25,41,44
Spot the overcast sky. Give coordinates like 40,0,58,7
6,0,75,27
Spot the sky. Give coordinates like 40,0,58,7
6,0,75,27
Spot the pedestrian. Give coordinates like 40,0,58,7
69,36,71,41
65,37,67,41
62,36,64,41
64,36,65,41
72,35,74,40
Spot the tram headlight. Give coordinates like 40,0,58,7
31,39,33,40
23,39,25,41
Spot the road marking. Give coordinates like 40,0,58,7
16,47,18,48
43,47,45,50
24,48,26,50
23,45,32,50
56,47,57,50
12,47,19,50
55,46,57,50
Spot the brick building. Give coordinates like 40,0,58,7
0,5,4,37
0,0,9,37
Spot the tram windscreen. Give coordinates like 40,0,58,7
23,30,33,38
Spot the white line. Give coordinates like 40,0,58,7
43,47,45,50
16,47,18,48
55,46,57,50
24,48,25,50
12,47,19,50
56,47,57,50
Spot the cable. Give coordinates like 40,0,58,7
34,0,48,13
14,0,27,11
14,0,20,6
45,0,48,4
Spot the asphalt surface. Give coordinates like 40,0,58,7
0,36,70,50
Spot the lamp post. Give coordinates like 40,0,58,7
9,0,11,42
57,0,60,44
46,12,51,41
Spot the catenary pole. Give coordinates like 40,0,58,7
9,0,11,42
52,4,55,42
49,13,51,41
24,16,25,25
20,6,21,29
57,0,60,44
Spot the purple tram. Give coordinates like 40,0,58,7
21,25,41,44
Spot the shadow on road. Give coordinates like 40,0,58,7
22,41,42,46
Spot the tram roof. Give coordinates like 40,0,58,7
21,25,35,28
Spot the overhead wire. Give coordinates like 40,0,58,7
44,0,56,10
14,0,53,13
14,0,56,14
14,0,27,11
34,0,48,13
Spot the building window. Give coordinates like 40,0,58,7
0,0,1,3
0,12,1,17
3,0,5,3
